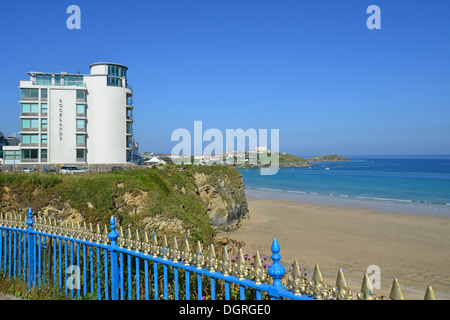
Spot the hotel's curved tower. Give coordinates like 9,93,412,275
11,62,135,165
86,63,134,164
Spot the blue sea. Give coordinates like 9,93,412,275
238,155,450,215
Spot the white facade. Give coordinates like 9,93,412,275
17,62,135,165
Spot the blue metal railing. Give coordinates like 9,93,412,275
0,208,313,300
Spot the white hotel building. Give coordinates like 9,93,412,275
3,62,136,165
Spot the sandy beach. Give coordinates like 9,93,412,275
218,196,450,300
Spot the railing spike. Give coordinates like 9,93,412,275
142,231,150,254
134,229,141,252
181,238,191,266
252,251,267,285
118,226,124,248
125,227,132,249
357,273,377,300
194,241,204,269
424,285,436,300
151,234,159,257
87,222,93,241
117,226,123,248
162,235,169,260
96,224,102,243
82,221,86,240
220,245,232,276
288,259,307,295
170,236,180,262
103,224,109,245
312,263,324,284
307,263,329,300
235,249,248,280
206,243,217,272
331,267,353,300
389,279,404,300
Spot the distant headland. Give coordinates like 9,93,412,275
233,153,350,168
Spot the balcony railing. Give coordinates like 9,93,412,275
31,79,86,87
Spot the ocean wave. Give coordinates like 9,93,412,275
246,187,450,207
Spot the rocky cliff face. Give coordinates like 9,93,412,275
0,166,249,240
193,170,249,231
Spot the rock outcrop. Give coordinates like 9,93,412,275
193,170,249,231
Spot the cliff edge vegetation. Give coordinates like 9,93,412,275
0,165,249,244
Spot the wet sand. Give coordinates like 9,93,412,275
218,197,450,300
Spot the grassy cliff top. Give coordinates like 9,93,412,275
0,165,244,243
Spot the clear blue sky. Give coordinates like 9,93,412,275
0,0,449,156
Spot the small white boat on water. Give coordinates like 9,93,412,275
325,167,330,170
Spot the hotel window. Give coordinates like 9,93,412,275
108,65,126,78
41,134,48,145
41,118,48,130
76,90,86,102
21,149,38,160
76,104,85,116
126,123,133,134
76,119,86,131
21,118,39,130
107,77,123,87
127,96,133,106
21,134,39,144
36,75,52,85
41,89,47,100
21,103,39,114
21,88,39,100
127,137,133,148
41,103,48,115
63,75,83,86
55,75,61,86
76,134,86,145
41,149,48,161
4,150,20,161
76,149,86,161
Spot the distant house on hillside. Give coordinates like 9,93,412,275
146,156,166,166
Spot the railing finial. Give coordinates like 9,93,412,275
268,238,286,289
26,207,34,230
108,215,119,246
